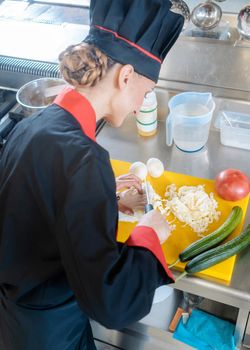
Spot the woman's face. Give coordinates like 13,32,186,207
105,65,155,127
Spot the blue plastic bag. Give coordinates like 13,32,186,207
173,309,236,350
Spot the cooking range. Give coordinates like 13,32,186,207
0,89,105,146
0,89,19,145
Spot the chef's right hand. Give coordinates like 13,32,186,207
137,209,171,245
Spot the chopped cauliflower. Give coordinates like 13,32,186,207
164,184,221,234
119,181,220,236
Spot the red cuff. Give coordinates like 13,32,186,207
126,226,175,282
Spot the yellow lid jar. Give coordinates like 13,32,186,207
136,91,158,137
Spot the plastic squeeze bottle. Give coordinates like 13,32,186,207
136,90,158,137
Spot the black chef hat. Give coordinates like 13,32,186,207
84,0,184,83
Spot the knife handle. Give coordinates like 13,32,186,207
145,203,154,213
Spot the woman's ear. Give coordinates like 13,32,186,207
117,64,135,90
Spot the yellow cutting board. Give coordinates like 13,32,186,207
111,159,250,282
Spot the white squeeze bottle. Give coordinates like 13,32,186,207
136,90,158,137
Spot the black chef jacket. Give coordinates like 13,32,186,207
0,87,174,350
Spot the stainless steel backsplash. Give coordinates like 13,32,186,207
158,14,250,101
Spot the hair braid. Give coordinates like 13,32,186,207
58,43,116,87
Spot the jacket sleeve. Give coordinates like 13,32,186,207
54,149,174,330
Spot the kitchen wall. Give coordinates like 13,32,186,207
158,9,250,101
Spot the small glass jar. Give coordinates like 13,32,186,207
136,90,158,137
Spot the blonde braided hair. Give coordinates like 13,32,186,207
58,43,116,87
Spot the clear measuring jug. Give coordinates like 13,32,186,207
166,92,215,152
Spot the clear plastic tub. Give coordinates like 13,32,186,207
214,111,250,151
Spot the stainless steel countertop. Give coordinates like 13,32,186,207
96,110,250,310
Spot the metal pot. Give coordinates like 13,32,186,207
16,78,67,115
171,0,191,30
191,2,222,30
237,5,250,40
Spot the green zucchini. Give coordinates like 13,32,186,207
175,224,250,281
169,206,243,268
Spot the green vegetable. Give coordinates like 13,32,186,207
169,206,243,268
176,224,250,282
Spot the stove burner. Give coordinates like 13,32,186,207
0,90,17,120
0,102,24,146
8,105,27,121
0,90,5,103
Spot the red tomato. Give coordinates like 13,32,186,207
215,169,250,201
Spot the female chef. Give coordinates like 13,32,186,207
0,0,184,349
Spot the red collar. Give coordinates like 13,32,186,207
54,87,96,142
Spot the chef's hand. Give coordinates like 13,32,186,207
137,210,171,244
116,173,142,193
118,187,147,215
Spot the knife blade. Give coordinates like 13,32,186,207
144,180,154,213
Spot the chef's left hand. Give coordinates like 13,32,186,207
117,188,146,215
116,173,142,193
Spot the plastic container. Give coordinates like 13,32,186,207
136,90,158,137
166,92,215,152
140,287,183,330
214,111,250,150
